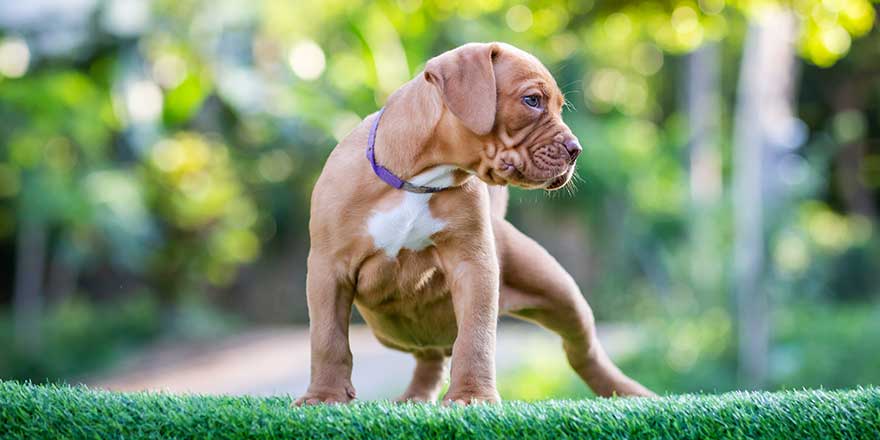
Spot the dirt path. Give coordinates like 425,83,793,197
89,323,641,400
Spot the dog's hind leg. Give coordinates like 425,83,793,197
394,350,448,402
493,218,655,398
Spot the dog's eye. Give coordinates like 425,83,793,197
522,95,541,108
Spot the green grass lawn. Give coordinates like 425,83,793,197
1,382,878,439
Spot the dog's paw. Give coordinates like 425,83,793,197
293,395,353,406
442,389,501,405
620,382,657,398
393,393,436,404
292,384,356,406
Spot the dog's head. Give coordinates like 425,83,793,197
424,42,580,191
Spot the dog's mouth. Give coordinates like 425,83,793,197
492,160,573,190
545,172,571,190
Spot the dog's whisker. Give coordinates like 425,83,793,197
561,78,583,89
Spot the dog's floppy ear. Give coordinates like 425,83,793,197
424,43,499,136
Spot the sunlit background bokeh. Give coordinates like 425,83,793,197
1,0,879,399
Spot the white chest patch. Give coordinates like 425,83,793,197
367,165,456,258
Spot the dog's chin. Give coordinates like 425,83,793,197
545,165,576,190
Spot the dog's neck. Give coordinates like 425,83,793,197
374,76,484,189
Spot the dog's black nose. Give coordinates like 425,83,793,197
564,138,582,162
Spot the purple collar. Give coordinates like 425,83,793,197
366,108,450,193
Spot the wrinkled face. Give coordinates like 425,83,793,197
480,47,581,190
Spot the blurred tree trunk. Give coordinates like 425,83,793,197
687,42,723,298
833,79,876,218
12,214,47,352
837,141,875,217
46,242,79,302
732,9,798,389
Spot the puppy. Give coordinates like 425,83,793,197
296,42,653,405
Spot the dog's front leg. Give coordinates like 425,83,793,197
294,254,356,405
441,243,502,404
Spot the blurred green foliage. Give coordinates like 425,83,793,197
0,294,240,381
499,302,880,399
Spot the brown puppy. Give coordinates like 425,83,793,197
297,42,653,405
